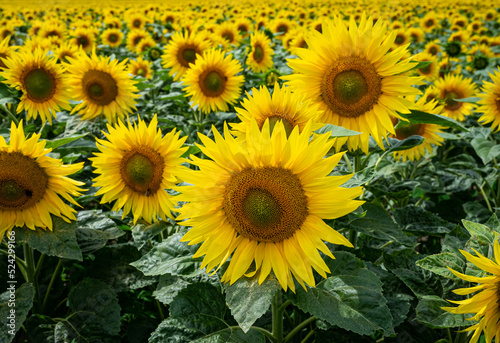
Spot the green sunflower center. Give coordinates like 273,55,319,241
182,48,197,65
443,90,463,111
253,45,264,63
108,33,119,43
322,56,382,118
199,69,227,97
429,46,438,55
223,167,308,243
120,146,165,196
265,71,280,87
177,45,199,67
149,48,162,61
136,68,146,77
395,34,405,45
473,56,489,70
267,115,295,137
419,63,433,75
23,68,56,102
395,123,423,140
82,70,118,106
0,152,48,211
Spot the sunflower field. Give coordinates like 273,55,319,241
1,0,500,342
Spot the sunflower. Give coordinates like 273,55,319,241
407,27,425,44
424,40,442,56
415,52,439,81
101,28,124,48
393,31,410,48
216,22,240,46
477,67,500,132
91,115,187,224
182,48,244,114
246,31,274,73
70,27,96,53
52,41,80,63
161,31,211,81
135,36,156,55
0,120,85,241
128,56,153,79
65,49,140,124
435,74,476,121
0,35,14,70
284,14,422,154
126,29,148,53
421,13,439,32
392,96,445,162
231,83,322,137
2,48,71,124
442,239,500,343
176,119,364,291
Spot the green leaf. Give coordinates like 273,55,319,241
0,283,35,342
416,253,466,279
287,267,394,336
415,295,470,329
194,328,265,343
387,135,424,152
131,221,169,250
44,134,88,150
75,210,125,253
470,137,500,164
345,203,416,246
65,278,121,338
315,124,362,137
130,232,203,277
153,274,192,305
394,205,454,236
452,97,481,103
397,109,468,132
181,144,202,158
224,276,281,332
14,216,82,261
388,261,444,298
170,282,226,319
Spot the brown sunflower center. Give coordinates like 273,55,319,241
108,33,119,43
178,46,198,67
321,56,381,118
133,19,141,28
136,68,146,76
82,70,118,106
199,69,226,97
0,53,7,69
223,167,308,242
253,44,264,63
78,36,90,47
222,30,234,43
395,34,405,44
266,115,295,137
395,123,423,140
120,146,164,196
419,63,432,75
429,46,438,55
443,90,462,111
23,68,56,103
0,152,48,211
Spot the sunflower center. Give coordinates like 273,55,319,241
395,123,423,140
0,53,7,69
395,34,405,44
133,20,141,28
108,34,118,43
181,48,197,65
473,56,489,70
222,31,234,42
321,57,381,118
82,70,118,106
223,167,308,243
23,68,56,102
419,64,432,75
120,146,165,196
267,116,295,136
429,46,438,55
199,69,226,97
78,36,89,47
0,152,48,211
253,45,264,63
136,68,146,76
443,90,462,111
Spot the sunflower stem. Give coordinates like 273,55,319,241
42,259,62,314
227,326,276,342
343,154,353,173
479,181,494,212
354,155,363,173
283,316,316,343
272,290,284,343
23,243,42,313
348,229,358,248
0,104,19,125
300,329,315,343
446,328,453,343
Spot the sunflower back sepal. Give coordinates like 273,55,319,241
223,275,281,333
13,216,83,261
285,251,396,337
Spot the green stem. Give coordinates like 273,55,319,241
272,290,284,343
284,316,316,343
0,248,27,270
300,329,315,343
155,298,165,321
354,155,363,172
447,328,453,343
278,300,291,313
479,182,494,212
348,229,358,248
23,244,41,313
343,154,353,173
0,104,19,125
42,259,62,313
34,253,46,278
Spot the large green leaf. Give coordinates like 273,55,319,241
130,232,203,277
470,137,500,164
131,221,169,250
394,205,454,236
75,210,125,253
0,283,35,342
288,252,395,337
386,135,424,152
415,295,470,329
315,124,361,137
14,216,82,261
170,282,226,319
416,253,466,279
224,276,281,333
44,134,88,150
397,109,468,131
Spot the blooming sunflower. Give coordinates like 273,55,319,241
182,48,244,114
128,57,153,79
161,31,211,81
435,74,476,122
284,14,422,154
65,49,140,123
231,83,322,137
392,96,445,162
90,115,187,224
52,41,80,63
101,28,124,48
246,31,274,73
415,52,439,81
424,40,442,57
70,27,96,53
126,29,148,53
442,239,500,343
176,119,364,291
0,120,85,241
477,67,500,132
0,35,14,70
2,48,71,124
